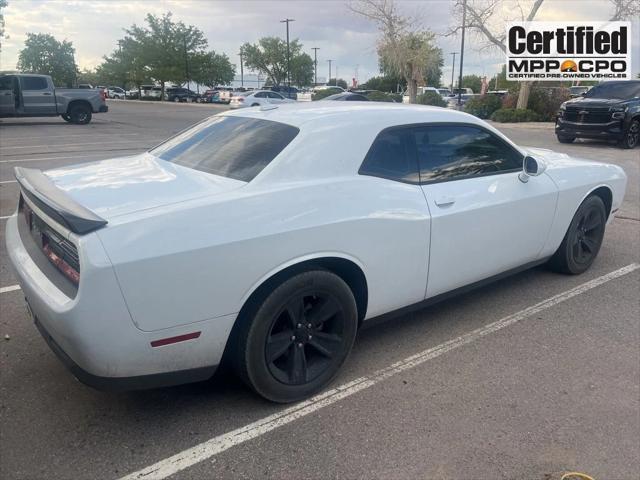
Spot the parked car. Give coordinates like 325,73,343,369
556,80,640,149
322,92,369,101
6,103,626,402
166,87,201,103
271,85,298,100
402,86,450,104
437,88,453,97
313,85,345,93
229,90,295,109
125,88,139,99
452,87,474,95
446,93,477,109
0,73,108,124
140,85,162,100
107,86,126,99
202,90,221,103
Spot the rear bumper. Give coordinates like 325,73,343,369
34,316,216,391
555,118,624,140
98,105,108,113
5,214,229,390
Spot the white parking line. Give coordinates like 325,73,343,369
119,262,640,480
0,180,17,184
0,284,21,294
0,151,141,164
1,133,141,142
1,140,152,150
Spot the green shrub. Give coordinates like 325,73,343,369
312,88,343,100
490,108,542,123
415,91,447,107
527,88,571,121
463,95,502,119
501,93,518,109
366,91,395,102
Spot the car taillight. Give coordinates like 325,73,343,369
100,89,106,101
43,242,80,285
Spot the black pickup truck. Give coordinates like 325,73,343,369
555,80,640,149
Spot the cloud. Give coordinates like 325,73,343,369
1,0,637,84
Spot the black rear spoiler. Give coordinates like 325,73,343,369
15,167,107,235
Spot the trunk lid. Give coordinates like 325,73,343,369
43,153,246,221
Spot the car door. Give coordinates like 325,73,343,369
0,75,16,116
415,124,558,298
267,92,286,103
20,75,57,114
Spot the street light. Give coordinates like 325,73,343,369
327,59,332,86
457,0,467,107
238,47,244,88
312,47,320,86
449,52,458,93
280,18,294,90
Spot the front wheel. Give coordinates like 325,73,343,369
61,114,72,123
618,119,639,149
233,270,358,403
548,195,607,275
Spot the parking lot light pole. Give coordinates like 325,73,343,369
312,47,320,86
238,48,244,88
280,18,294,90
183,35,190,91
457,0,466,107
449,52,457,93
327,59,332,86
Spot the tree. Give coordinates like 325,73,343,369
329,78,349,89
124,13,208,97
76,68,100,87
242,37,313,86
361,74,406,92
460,74,482,93
350,0,443,104
449,0,639,109
191,51,235,88
0,0,8,51
17,33,77,86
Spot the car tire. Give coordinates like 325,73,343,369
68,104,92,124
548,195,607,275
233,269,358,403
618,119,639,149
557,135,575,143
173,97,180,103
61,114,72,123
251,103,259,107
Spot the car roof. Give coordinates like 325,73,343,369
222,101,484,131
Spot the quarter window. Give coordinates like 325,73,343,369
21,76,49,90
359,129,419,183
414,125,522,182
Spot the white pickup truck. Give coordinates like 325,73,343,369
0,74,108,124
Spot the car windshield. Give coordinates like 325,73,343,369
584,82,640,100
149,116,300,182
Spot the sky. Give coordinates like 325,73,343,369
1,0,638,87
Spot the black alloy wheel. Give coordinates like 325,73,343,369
266,292,347,386
233,270,358,403
69,104,92,124
548,195,606,274
619,119,639,149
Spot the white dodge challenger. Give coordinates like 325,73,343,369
6,103,627,402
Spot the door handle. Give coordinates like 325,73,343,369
434,196,456,207
43,92,53,96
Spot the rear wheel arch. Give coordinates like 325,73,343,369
221,256,368,365
66,99,92,114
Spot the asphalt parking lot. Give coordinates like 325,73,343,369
1,100,638,480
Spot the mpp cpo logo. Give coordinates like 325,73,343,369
506,22,631,81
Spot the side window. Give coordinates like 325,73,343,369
268,92,283,99
254,92,267,98
0,76,14,90
414,125,523,183
21,76,49,90
359,128,419,183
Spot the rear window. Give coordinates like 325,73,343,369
150,116,299,182
21,76,48,90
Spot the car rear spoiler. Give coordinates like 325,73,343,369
14,167,107,235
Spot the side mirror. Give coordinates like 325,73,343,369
519,155,547,183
